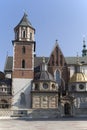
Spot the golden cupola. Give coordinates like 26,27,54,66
69,73,87,83
69,55,87,83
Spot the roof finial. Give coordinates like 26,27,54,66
83,36,86,48
23,9,28,16
82,36,87,57
76,52,82,65
76,52,79,64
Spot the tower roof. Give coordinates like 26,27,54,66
14,13,35,30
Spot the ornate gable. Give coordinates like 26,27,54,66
48,40,69,90
48,40,66,67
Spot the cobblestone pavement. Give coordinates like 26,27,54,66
0,118,87,130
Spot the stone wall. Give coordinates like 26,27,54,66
27,109,60,119
0,109,60,119
75,108,87,117
0,109,13,117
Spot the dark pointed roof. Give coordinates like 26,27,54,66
14,13,35,30
4,56,87,72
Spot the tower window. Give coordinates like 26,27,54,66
30,33,32,40
22,60,25,68
22,30,26,38
22,46,26,54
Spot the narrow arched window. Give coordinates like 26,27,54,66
22,46,26,54
54,69,61,86
20,93,26,106
22,60,25,68
30,32,32,40
22,30,26,38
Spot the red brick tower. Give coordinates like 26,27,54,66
12,13,35,79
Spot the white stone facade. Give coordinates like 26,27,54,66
12,78,32,109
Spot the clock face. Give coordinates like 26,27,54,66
79,84,84,89
43,83,48,89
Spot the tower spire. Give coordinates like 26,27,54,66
82,37,87,57
83,37,86,48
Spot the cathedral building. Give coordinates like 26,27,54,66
0,13,87,117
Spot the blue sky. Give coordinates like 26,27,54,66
0,0,87,71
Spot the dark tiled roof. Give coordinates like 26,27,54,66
66,56,87,65
4,56,13,71
4,56,87,72
34,57,49,67
15,13,35,30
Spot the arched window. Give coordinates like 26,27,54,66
22,30,26,38
54,69,61,86
20,93,26,106
30,32,32,40
52,84,55,89
35,84,39,90
22,60,25,68
22,46,26,54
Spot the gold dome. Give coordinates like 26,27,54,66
69,73,87,83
